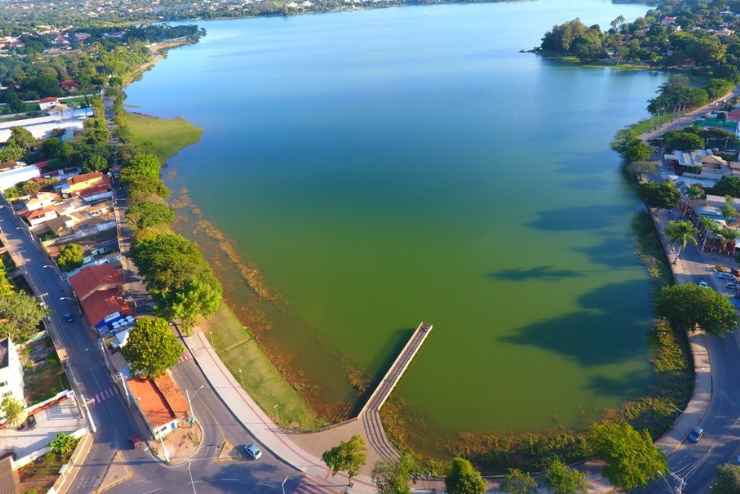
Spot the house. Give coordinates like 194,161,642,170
0,338,25,412
60,171,105,195
69,264,132,330
126,373,189,439
21,206,58,226
59,80,79,93
38,97,59,111
22,191,60,212
0,164,40,192
79,182,112,204
663,150,737,182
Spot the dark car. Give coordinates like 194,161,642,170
687,427,704,443
129,434,144,449
17,414,37,431
240,443,262,460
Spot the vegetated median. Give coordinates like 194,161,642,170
117,99,322,430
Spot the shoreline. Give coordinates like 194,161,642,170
122,15,701,471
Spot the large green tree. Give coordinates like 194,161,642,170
712,176,740,198
372,452,416,494
122,316,183,378
0,290,47,342
639,181,680,209
1,395,26,427
127,201,175,230
57,243,85,272
590,422,667,490
711,464,740,494
656,283,737,335
545,458,587,494
445,457,486,494
322,435,367,485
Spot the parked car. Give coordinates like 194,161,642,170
696,281,710,289
688,427,704,443
18,414,36,431
240,443,262,460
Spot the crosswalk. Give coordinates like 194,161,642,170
292,477,340,494
89,387,118,405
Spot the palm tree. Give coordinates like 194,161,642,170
718,227,738,255
665,220,698,263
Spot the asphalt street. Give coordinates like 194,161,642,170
0,196,322,494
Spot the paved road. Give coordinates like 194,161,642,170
0,197,319,494
638,240,740,494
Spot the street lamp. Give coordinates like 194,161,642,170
185,384,206,424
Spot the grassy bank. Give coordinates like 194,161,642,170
119,107,322,431
203,304,323,430
122,112,203,161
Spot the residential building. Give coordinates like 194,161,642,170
21,206,58,226
38,97,59,111
69,264,122,300
22,191,60,212
126,373,189,439
0,164,40,192
80,183,112,204
69,264,132,331
0,338,25,411
60,171,106,195
664,149,739,183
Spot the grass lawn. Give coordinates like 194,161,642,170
204,304,324,431
123,111,203,162
24,353,69,404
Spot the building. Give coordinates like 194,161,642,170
21,206,58,227
79,183,113,204
38,97,59,111
60,171,106,195
0,164,40,192
0,338,25,412
664,149,738,183
126,373,189,439
0,456,19,494
69,264,132,331
22,192,60,212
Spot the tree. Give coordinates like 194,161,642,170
639,181,680,209
50,432,76,457
0,290,47,343
127,201,175,230
1,395,26,427
7,127,36,151
545,458,587,494
687,184,705,199
372,452,416,494
57,243,85,272
445,457,486,494
722,196,737,223
501,468,536,494
664,130,704,152
711,464,740,494
122,316,183,378
168,277,222,331
590,422,667,490
656,283,738,335
322,435,367,485
621,138,652,163
712,176,740,198
665,220,697,263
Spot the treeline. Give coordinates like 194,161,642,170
539,1,740,80
0,255,47,343
0,24,200,104
112,92,222,331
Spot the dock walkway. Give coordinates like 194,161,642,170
359,321,432,460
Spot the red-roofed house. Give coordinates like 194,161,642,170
79,287,131,328
69,264,122,301
61,171,105,195
21,206,58,226
126,373,189,439
38,97,59,111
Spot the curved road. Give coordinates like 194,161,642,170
0,197,329,494
638,241,740,494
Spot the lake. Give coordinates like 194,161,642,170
126,0,667,446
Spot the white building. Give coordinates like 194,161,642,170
0,338,25,413
0,164,40,192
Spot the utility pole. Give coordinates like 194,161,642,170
187,461,197,494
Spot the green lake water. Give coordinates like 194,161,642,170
126,0,668,440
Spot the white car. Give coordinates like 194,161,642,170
697,281,710,288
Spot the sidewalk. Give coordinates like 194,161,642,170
649,209,713,455
183,331,377,493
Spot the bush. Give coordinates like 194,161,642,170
50,432,76,457
711,464,740,494
545,458,587,494
639,181,680,209
57,243,85,272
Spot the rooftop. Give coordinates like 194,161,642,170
79,286,131,327
127,373,188,429
69,263,122,301
67,171,103,186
